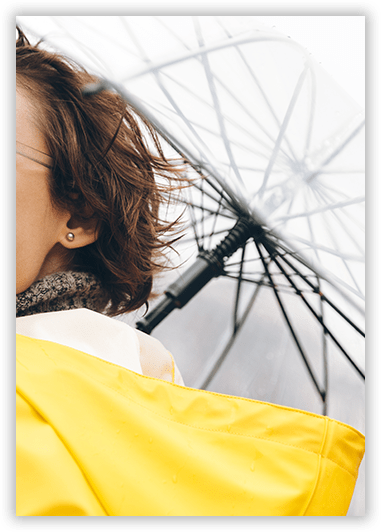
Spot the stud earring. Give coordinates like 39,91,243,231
66,232,75,242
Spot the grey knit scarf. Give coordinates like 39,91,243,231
16,271,110,317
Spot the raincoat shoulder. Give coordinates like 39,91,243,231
16,315,364,516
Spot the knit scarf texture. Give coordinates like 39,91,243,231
16,271,110,318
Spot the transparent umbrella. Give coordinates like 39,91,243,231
17,15,365,516
17,14,364,425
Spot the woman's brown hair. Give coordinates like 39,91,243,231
16,26,186,316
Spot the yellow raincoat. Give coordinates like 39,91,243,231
16,332,364,516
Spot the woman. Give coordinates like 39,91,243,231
16,26,184,384
16,27,365,516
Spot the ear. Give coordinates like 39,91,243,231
59,215,100,249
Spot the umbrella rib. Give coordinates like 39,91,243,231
303,62,316,158
194,19,245,188
255,240,324,399
314,195,364,294
137,98,244,214
233,244,247,333
318,276,329,416
265,247,365,380
140,16,293,161
190,179,238,214
303,190,321,265
90,76,258,218
283,235,364,263
216,17,300,162
257,64,310,198
198,276,265,390
198,178,205,249
159,71,277,160
274,242,365,337
123,19,221,167
229,38,296,160
313,195,364,296
121,30,299,83
186,186,203,251
272,196,365,224
156,15,294,160
49,16,116,76
208,195,225,250
312,185,365,256
306,119,365,182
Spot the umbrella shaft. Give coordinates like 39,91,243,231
136,218,260,334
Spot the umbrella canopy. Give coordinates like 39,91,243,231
16,16,365,514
